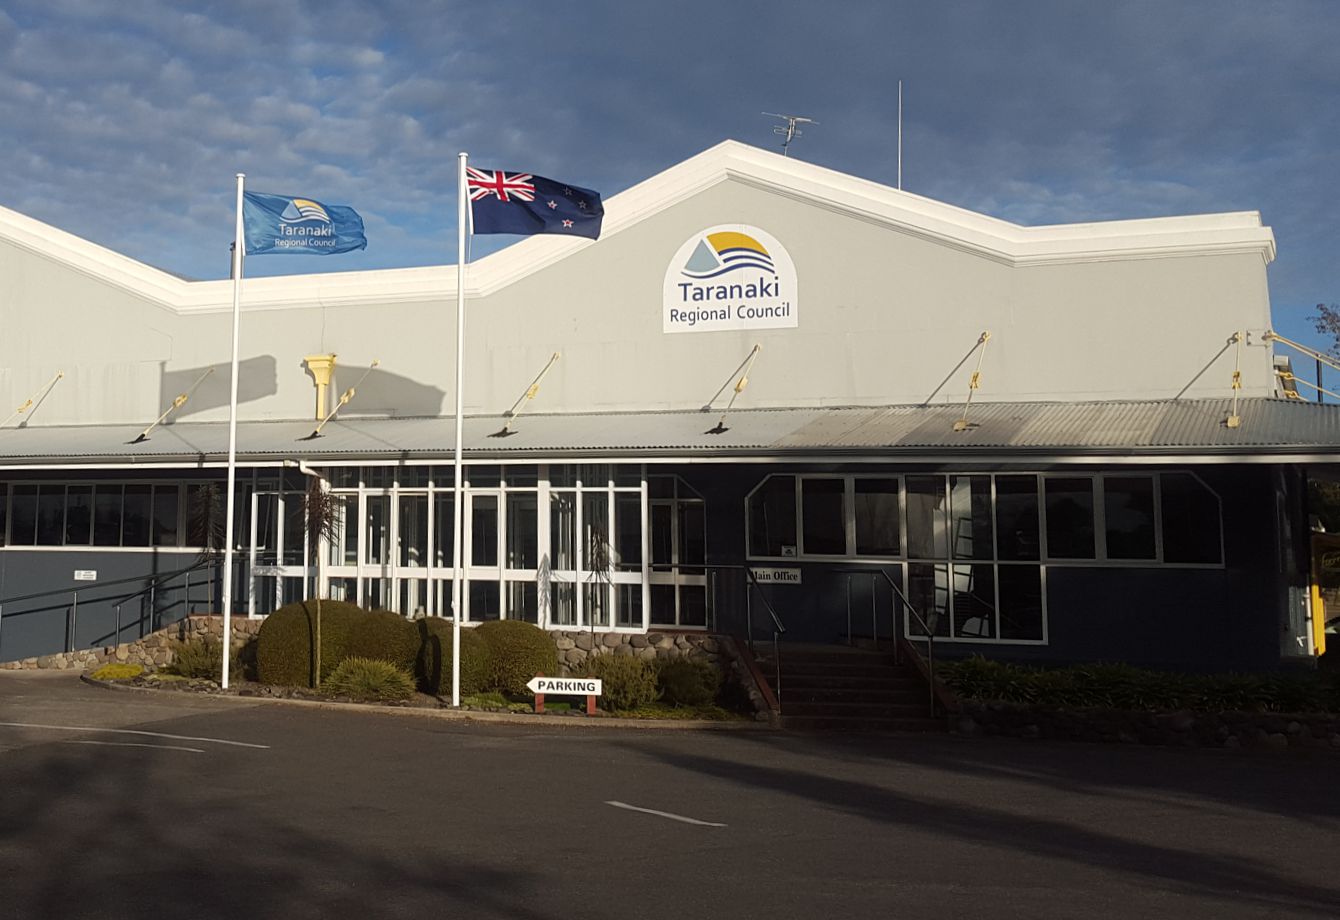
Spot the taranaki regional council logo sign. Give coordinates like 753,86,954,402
662,225,798,333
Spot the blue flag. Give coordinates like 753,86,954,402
242,191,367,256
468,168,603,239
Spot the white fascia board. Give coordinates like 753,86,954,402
0,140,1277,317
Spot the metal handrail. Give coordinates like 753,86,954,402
871,568,939,717
0,555,221,658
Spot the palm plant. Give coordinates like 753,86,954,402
300,475,343,687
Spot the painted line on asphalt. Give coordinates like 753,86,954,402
0,722,269,749
605,800,727,827
64,740,205,754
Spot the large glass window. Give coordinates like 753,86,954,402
65,486,92,545
9,485,37,545
506,493,538,570
36,485,64,546
122,485,153,547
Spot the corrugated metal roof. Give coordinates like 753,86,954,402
0,398,1338,465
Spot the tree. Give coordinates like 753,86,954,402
299,476,343,687
1311,303,1340,356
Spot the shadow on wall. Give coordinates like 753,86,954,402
159,357,279,419
329,365,446,417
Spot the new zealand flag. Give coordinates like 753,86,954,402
467,168,603,239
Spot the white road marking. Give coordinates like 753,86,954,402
605,800,727,827
0,722,269,749
64,740,205,754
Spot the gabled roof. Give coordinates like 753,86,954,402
0,140,1276,317
0,397,1333,468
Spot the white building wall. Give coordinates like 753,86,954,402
0,148,1277,427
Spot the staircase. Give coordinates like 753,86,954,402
768,644,946,732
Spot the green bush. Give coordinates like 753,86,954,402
939,656,1340,714
349,610,420,672
574,653,659,712
656,657,721,708
323,657,416,703
92,662,143,680
415,617,492,696
474,620,558,695
256,599,366,688
164,637,230,679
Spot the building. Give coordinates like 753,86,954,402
0,140,1333,670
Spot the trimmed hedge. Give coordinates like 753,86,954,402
940,656,1340,714
324,657,416,703
256,599,365,688
575,654,659,712
415,617,492,696
349,610,420,672
656,657,721,708
474,620,558,695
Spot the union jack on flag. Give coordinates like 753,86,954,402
467,168,536,203
467,165,604,239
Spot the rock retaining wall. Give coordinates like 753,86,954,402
956,700,1340,751
0,616,262,672
0,619,775,721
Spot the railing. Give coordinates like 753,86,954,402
695,562,787,710
0,556,225,660
844,569,940,717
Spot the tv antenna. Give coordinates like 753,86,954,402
763,112,817,157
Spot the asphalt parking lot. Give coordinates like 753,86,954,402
1,671,1337,920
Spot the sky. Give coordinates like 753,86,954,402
1,1,1337,359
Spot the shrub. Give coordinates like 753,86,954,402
256,599,366,688
656,657,721,708
92,663,143,681
165,637,228,679
574,653,659,712
349,610,420,672
939,656,1340,714
323,657,416,703
474,620,558,695
415,617,492,696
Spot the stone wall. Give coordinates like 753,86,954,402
551,630,775,722
0,619,775,721
955,700,1340,751
0,616,261,672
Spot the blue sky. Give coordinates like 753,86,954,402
2,1,1337,358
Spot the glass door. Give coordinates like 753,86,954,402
466,491,501,621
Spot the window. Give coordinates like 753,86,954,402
800,478,845,555
906,476,947,559
748,476,796,557
1044,478,1095,559
1104,477,1156,560
950,476,992,560
854,478,900,557
65,486,92,545
1160,473,1222,564
994,476,1040,561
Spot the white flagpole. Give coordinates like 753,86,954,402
451,152,468,708
221,173,245,690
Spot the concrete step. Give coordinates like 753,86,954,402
783,700,932,718
776,663,913,680
783,714,946,733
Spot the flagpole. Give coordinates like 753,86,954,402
451,152,467,708
221,173,244,690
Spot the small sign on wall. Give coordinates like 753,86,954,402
750,567,801,585
73,570,97,581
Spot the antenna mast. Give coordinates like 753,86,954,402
763,112,818,157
